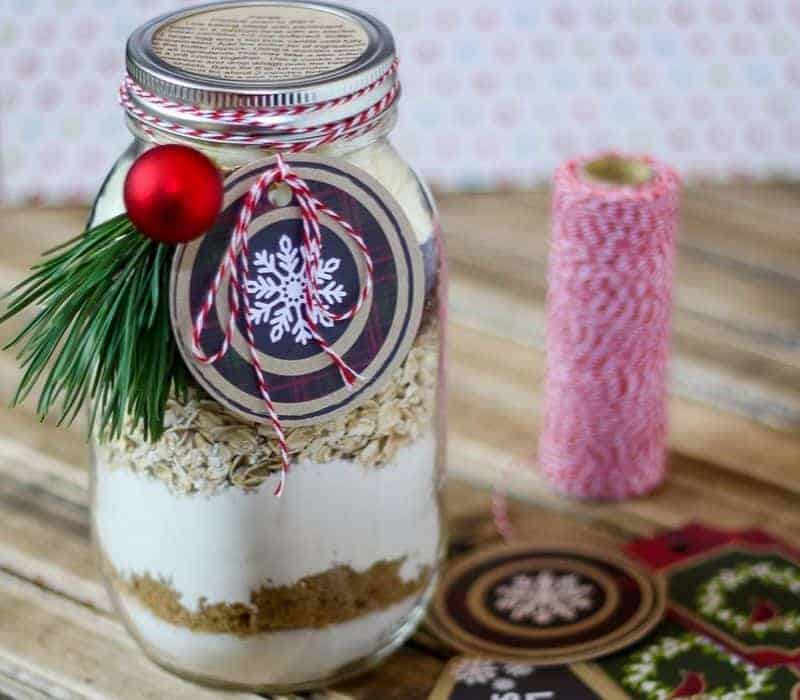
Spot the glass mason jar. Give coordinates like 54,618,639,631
89,2,446,693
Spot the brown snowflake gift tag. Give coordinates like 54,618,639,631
171,154,427,428
426,542,665,665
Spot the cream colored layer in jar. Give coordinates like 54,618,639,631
91,137,436,244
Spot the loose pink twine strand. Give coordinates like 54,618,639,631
120,64,396,496
491,484,516,543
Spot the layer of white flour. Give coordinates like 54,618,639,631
117,590,423,687
94,431,439,609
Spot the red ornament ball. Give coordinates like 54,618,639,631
123,145,223,244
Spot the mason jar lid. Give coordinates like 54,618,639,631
126,0,397,134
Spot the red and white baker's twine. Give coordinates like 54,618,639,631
120,64,394,496
119,59,400,150
540,153,680,501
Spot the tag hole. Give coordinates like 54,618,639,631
268,182,292,207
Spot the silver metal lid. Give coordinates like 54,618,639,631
126,0,397,134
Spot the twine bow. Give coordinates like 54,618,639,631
190,154,374,496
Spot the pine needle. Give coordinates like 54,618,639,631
1,214,189,442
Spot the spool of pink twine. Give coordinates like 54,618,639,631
540,153,680,501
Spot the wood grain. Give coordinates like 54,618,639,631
0,187,798,699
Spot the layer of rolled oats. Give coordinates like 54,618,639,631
96,320,439,495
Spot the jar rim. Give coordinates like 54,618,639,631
126,0,396,114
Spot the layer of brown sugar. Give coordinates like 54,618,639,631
111,558,431,637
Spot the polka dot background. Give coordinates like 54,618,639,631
1,0,799,203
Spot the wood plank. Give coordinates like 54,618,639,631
442,479,632,552
683,184,800,278
449,432,800,544
6,378,794,591
0,404,86,470
0,208,87,272
7,196,800,349
440,189,800,429
0,653,89,699
440,186,800,290
323,647,443,700
0,312,797,548
5,315,796,543
0,434,104,621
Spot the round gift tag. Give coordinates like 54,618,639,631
429,543,666,664
171,154,425,427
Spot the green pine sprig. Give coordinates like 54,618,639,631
1,214,189,442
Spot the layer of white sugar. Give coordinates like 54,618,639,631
94,431,439,608
116,589,423,688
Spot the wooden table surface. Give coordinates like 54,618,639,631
0,184,799,699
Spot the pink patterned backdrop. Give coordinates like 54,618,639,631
1,0,800,203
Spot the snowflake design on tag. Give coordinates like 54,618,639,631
493,571,595,625
452,659,535,691
452,659,497,685
245,234,347,345
503,663,535,677
492,677,516,691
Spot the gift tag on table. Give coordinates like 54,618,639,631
628,523,800,667
429,625,800,700
428,542,666,665
596,619,800,699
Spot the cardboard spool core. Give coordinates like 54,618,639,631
583,156,653,186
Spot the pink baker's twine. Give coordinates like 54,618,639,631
539,153,680,501
120,65,393,496
491,483,516,543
